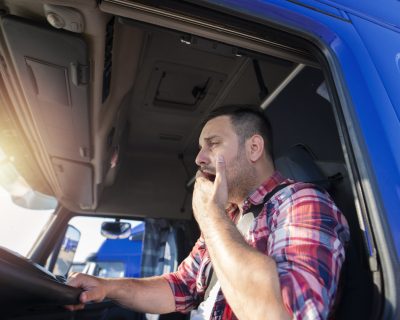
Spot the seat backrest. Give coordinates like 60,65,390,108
275,144,330,190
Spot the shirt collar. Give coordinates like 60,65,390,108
242,171,286,212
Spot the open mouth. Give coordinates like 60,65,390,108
202,171,216,182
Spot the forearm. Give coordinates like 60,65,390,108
104,276,176,314
200,207,290,320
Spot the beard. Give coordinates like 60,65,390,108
200,149,256,203
225,150,257,203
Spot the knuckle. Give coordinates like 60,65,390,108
69,272,81,280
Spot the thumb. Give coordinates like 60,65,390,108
80,287,104,303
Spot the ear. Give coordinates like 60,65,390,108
246,135,264,162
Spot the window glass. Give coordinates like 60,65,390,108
0,148,56,257
0,186,54,256
97,262,125,278
66,216,144,278
140,219,178,277
46,215,181,279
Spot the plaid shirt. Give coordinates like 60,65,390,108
163,171,350,319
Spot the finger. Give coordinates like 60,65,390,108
66,272,84,287
214,154,227,188
80,291,90,303
65,303,85,311
66,273,105,304
80,289,103,303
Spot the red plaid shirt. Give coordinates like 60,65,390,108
163,171,350,319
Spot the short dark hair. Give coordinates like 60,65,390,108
204,105,274,159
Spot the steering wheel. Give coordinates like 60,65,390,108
0,246,82,308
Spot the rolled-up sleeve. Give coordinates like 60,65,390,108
268,187,350,319
162,236,208,312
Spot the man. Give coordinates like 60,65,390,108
67,105,350,319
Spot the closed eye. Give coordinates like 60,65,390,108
208,141,219,148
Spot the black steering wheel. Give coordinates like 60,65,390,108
0,246,82,309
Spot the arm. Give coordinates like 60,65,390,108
273,186,349,318
193,156,290,320
67,235,208,313
193,156,349,319
66,273,175,313
199,208,290,320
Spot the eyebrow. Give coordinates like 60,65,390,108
205,135,220,142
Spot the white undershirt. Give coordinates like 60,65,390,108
190,213,252,319
190,281,221,320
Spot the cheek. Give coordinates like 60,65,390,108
211,143,238,168
220,152,237,169
209,148,224,166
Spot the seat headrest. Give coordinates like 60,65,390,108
275,145,330,190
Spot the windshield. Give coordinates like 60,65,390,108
0,147,56,256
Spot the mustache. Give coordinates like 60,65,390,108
199,166,216,175
197,167,216,182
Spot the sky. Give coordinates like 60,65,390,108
69,216,141,263
0,186,141,264
0,146,140,265
0,186,52,256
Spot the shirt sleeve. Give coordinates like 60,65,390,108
268,186,350,320
162,235,207,313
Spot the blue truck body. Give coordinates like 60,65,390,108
88,222,145,278
205,0,400,259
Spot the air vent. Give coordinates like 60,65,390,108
102,17,115,103
159,133,183,142
143,61,226,115
154,71,210,109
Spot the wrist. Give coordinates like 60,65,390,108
200,205,230,240
101,277,116,299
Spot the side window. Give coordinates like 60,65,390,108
49,216,181,279
0,147,56,257
0,185,54,256
141,219,179,277
46,217,144,278
50,216,144,278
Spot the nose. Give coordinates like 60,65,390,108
195,147,209,167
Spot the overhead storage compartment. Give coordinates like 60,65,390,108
1,15,93,208
1,15,91,163
144,61,225,112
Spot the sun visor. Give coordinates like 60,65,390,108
1,15,91,161
52,158,93,210
1,15,93,209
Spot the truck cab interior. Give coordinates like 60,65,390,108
0,0,383,319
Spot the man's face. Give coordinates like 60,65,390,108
195,115,255,203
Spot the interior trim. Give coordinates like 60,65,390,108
100,0,318,67
261,63,305,110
